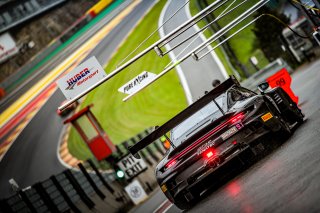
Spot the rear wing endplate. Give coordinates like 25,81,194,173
129,76,239,158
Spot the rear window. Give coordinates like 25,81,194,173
171,95,225,143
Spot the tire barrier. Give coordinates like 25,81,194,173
0,128,167,212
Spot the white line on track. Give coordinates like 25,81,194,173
159,0,193,105
184,0,229,79
153,199,173,213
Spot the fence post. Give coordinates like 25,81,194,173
143,130,159,162
63,170,95,210
33,182,60,213
131,137,153,166
78,163,106,200
50,175,81,213
154,139,165,155
116,145,124,157
87,159,114,194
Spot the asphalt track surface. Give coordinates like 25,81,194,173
160,0,227,103
132,2,320,212
0,0,156,198
159,59,320,213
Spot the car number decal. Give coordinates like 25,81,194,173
197,140,215,156
261,112,273,122
221,126,238,140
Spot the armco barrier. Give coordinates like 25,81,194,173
0,128,166,212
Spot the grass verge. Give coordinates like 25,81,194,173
189,0,269,76
68,0,187,160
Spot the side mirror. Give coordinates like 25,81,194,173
257,82,270,93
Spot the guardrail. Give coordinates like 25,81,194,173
0,128,167,212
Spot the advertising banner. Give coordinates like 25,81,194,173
0,33,19,63
118,71,157,95
57,56,107,100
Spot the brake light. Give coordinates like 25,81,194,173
204,149,217,159
206,151,214,158
229,112,245,124
166,160,176,169
232,141,237,145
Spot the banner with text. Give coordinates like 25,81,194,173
118,71,156,95
57,56,106,100
117,154,147,180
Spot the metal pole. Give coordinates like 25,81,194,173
195,15,263,60
158,0,230,50
58,0,229,110
160,0,249,56
122,0,269,102
194,0,269,55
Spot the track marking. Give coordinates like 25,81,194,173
153,199,173,213
159,0,193,105
0,0,141,162
0,0,141,130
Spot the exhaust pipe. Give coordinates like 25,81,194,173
208,156,223,168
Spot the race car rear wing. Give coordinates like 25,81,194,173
129,75,239,158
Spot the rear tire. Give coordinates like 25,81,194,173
291,105,304,125
277,116,292,140
174,192,195,210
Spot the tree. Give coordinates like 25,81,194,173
252,7,290,62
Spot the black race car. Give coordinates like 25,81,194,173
128,76,304,210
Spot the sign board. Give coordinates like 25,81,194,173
118,71,157,95
117,154,147,180
266,68,298,104
57,56,107,100
124,180,148,205
250,56,258,65
0,33,19,63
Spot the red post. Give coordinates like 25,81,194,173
64,105,115,161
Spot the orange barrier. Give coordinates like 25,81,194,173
266,68,299,104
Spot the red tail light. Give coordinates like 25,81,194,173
204,149,217,159
166,160,176,169
206,151,214,158
229,112,245,124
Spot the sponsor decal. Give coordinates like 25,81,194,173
197,140,215,156
65,68,99,90
261,112,273,122
221,126,238,140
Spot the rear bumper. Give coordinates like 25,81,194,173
173,145,254,198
